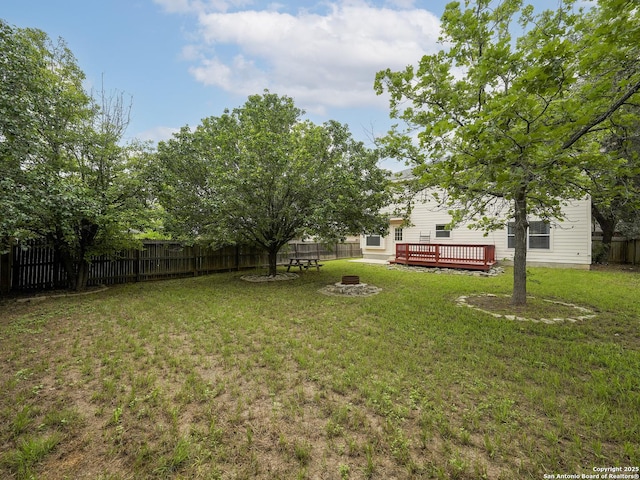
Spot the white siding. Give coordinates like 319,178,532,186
496,199,592,268
362,191,592,267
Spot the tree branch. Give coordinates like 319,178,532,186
562,77,640,150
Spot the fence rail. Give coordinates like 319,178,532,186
0,241,362,294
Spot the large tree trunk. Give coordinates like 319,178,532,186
57,248,91,291
54,220,98,291
512,188,528,306
591,204,617,263
73,220,99,291
75,259,91,291
267,248,279,277
57,247,79,291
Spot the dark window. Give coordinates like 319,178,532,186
435,224,451,238
366,235,381,247
507,223,515,248
507,221,550,249
394,228,403,241
529,221,550,249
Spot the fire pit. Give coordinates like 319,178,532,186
341,275,360,285
318,275,381,297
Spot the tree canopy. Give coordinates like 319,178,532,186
1,20,149,290
375,0,640,304
585,103,640,261
154,91,391,276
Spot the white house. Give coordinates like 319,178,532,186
361,184,592,269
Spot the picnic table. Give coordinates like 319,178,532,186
286,258,323,272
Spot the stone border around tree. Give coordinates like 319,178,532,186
456,293,597,324
15,286,109,303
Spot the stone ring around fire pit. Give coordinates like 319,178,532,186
318,275,382,297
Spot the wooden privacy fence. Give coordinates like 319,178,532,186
0,241,362,294
592,237,640,264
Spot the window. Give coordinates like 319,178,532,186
394,228,403,241
507,221,550,249
435,224,451,238
365,235,381,247
528,221,550,249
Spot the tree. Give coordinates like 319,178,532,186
375,0,640,305
155,91,391,276
566,0,640,261
1,21,149,290
585,106,640,262
39,86,149,290
1,20,51,250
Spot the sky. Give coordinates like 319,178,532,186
2,0,562,171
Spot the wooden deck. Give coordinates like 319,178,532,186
393,243,497,271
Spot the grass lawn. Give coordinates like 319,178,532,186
0,260,639,479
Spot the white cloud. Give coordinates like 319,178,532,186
153,0,198,14
574,0,596,8
177,1,441,111
190,54,268,93
135,126,181,143
384,0,416,8
154,0,253,14
180,44,203,61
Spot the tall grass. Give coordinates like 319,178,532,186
0,261,638,479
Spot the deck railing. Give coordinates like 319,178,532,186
394,243,496,271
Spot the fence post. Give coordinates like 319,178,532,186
193,244,199,277
11,246,20,291
0,250,11,294
134,249,140,283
